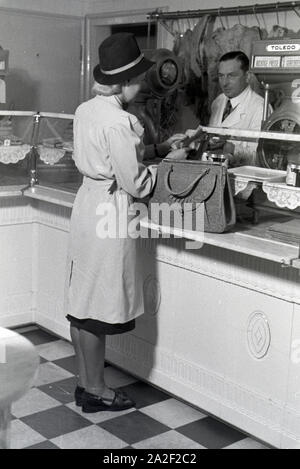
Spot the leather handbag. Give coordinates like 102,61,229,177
149,159,236,233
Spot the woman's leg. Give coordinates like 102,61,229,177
79,329,114,399
70,326,87,389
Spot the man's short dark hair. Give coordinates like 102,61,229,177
219,51,249,72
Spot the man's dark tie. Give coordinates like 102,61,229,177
222,99,233,122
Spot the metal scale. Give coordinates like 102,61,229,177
250,38,300,170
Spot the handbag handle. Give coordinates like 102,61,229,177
165,165,210,198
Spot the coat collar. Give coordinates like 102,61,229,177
230,86,251,110
221,86,252,126
96,94,123,109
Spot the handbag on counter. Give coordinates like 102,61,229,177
149,159,236,233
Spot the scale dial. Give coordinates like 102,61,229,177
258,111,300,170
145,49,182,98
158,59,179,87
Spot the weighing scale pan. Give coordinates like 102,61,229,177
228,166,286,182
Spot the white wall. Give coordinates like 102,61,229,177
86,0,300,33
0,9,82,113
1,1,299,28
0,0,85,17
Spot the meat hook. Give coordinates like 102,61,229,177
218,7,226,29
253,5,261,29
293,5,300,18
237,6,242,25
276,2,280,24
159,19,176,38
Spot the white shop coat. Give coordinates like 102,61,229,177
209,86,266,166
66,95,157,324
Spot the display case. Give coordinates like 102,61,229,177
0,111,82,192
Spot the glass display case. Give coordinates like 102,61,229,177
0,111,82,192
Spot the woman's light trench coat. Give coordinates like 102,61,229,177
66,95,157,324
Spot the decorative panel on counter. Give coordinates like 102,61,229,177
0,197,34,327
263,182,300,210
0,190,300,448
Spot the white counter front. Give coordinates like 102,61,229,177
0,185,300,448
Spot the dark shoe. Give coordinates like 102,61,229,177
74,386,85,406
82,389,135,413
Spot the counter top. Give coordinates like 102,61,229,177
0,185,26,197
23,185,76,208
0,165,79,204
0,183,77,206
1,175,299,269
140,216,300,269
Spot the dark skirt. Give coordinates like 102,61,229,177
66,314,135,337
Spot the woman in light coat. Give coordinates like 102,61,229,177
66,33,181,413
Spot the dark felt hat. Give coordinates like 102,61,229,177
93,33,154,85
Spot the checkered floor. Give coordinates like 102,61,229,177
9,326,269,449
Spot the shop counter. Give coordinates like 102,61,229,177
0,181,299,448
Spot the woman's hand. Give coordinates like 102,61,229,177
164,148,189,161
158,134,187,155
167,133,187,148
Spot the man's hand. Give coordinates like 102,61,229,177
207,137,235,155
223,141,235,155
207,136,227,151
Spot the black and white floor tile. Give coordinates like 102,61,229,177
9,326,269,450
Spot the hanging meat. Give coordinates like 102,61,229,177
173,16,215,124
190,15,212,79
173,28,193,85
169,18,191,37
173,28,202,115
268,24,299,38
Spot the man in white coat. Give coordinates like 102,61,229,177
177,51,269,166
208,50,266,166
